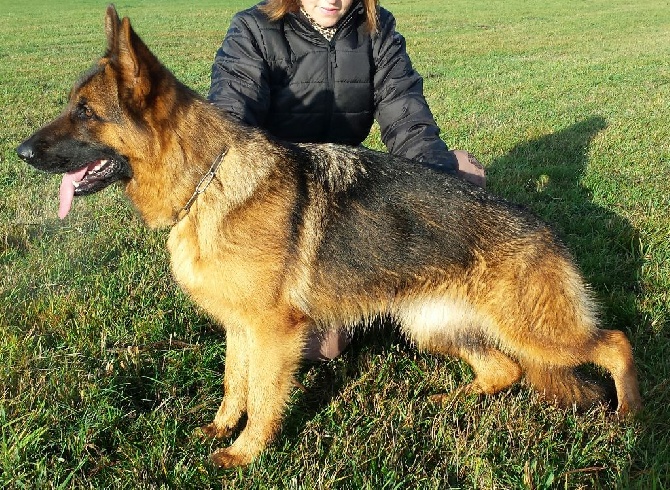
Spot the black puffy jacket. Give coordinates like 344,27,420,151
208,1,457,172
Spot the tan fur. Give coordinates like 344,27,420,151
17,6,642,468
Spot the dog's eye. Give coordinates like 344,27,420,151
76,103,95,120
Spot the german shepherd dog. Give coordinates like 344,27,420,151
17,5,641,467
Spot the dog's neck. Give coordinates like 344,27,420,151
176,147,229,222
124,93,285,229
121,96,229,227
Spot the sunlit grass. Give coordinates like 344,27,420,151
1,0,668,487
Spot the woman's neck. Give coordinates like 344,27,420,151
300,7,338,40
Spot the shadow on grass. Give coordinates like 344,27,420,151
487,116,642,333
485,116,663,482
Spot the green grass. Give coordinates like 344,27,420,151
1,0,669,487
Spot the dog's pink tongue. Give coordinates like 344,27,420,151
58,167,89,219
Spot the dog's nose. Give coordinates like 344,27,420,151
16,141,35,161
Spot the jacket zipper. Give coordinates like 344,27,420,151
324,43,336,138
323,4,360,138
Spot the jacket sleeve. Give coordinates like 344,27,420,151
207,11,270,127
372,10,457,173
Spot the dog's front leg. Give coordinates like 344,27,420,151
201,325,249,439
210,309,305,468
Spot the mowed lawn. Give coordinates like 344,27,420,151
1,0,669,488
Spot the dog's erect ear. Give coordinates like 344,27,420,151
104,5,162,109
118,17,148,85
104,4,121,53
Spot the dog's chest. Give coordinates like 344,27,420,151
166,218,286,320
167,220,237,293
167,225,200,289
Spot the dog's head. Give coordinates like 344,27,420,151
16,5,174,219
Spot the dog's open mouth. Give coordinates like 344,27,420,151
59,158,129,219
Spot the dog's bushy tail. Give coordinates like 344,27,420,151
522,363,615,411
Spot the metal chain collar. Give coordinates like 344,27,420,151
177,148,228,222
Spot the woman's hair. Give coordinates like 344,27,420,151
260,0,380,33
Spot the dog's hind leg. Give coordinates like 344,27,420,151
398,299,522,400
210,308,307,468
201,326,249,439
487,254,642,415
514,330,640,414
429,344,523,405
456,345,523,395
581,329,640,414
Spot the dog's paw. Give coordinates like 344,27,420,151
616,393,642,417
199,423,234,440
210,446,254,468
428,384,474,406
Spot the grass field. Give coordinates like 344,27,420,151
1,0,669,488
